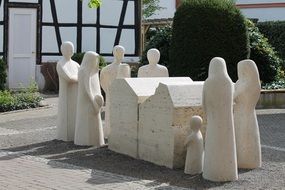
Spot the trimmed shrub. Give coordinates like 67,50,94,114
257,21,285,67
0,58,7,90
141,26,172,68
72,53,107,69
247,20,283,83
169,0,250,81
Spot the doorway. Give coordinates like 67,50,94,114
8,8,37,89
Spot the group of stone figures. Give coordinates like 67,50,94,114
56,41,168,144
56,41,261,182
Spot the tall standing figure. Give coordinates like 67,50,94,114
56,41,80,141
202,57,238,182
138,48,169,78
74,51,105,146
100,45,131,137
234,59,262,169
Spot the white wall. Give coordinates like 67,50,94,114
41,0,138,62
236,0,285,21
149,0,285,21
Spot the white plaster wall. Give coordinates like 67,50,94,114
60,27,77,49
236,0,285,3
41,26,58,53
9,0,38,3
42,0,52,22
241,8,285,21
149,0,285,21
55,0,77,23
82,0,97,23
236,0,285,21
82,27,97,52
0,1,3,21
41,56,60,62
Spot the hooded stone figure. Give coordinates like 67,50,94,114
74,51,105,147
56,41,80,141
234,59,262,169
138,48,169,77
202,57,238,182
100,45,131,138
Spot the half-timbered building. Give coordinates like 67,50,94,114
0,0,141,88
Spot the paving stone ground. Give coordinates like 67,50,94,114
0,95,284,189
0,151,187,190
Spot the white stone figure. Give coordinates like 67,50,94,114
138,48,169,78
184,116,204,175
234,59,262,169
100,45,131,138
202,57,238,182
74,51,105,146
56,41,80,141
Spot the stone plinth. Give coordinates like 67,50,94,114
108,77,193,158
139,82,205,169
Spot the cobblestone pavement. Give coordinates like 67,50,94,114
0,96,284,189
0,151,187,190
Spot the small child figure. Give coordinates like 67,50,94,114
184,115,204,175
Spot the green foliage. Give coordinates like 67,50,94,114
141,26,172,67
86,0,162,19
247,20,283,83
87,0,102,8
262,79,285,90
257,21,285,67
0,82,43,112
72,53,107,69
143,0,163,19
0,58,7,90
169,0,250,81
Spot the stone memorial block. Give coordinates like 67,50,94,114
138,81,205,169
108,77,193,158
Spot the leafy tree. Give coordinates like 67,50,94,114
87,0,162,19
87,0,102,8
143,0,163,19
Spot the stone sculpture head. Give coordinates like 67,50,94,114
81,51,100,73
238,59,260,83
190,115,203,132
208,57,228,78
61,41,74,60
147,48,160,65
113,45,125,64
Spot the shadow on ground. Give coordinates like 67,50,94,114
1,113,285,189
1,139,268,189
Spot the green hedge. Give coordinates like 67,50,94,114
247,20,283,83
169,0,250,81
257,21,285,67
0,58,6,90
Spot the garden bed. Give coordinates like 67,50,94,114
0,85,43,112
257,89,285,109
